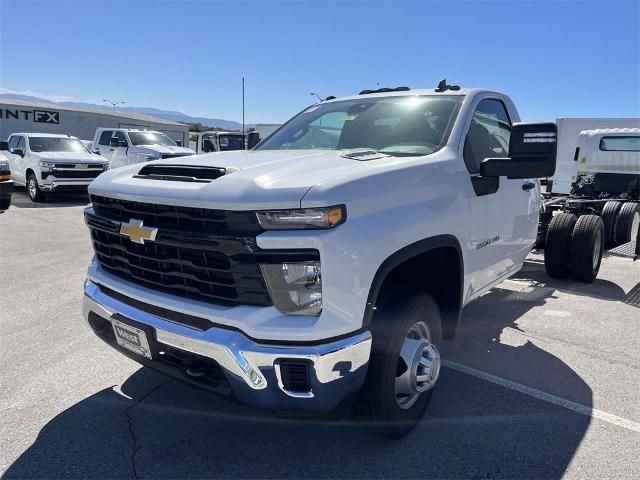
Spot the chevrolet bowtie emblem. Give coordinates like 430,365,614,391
120,219,158,244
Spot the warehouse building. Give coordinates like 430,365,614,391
0,99,190,146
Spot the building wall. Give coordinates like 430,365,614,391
0,103,189,146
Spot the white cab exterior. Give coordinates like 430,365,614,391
87,88,539,342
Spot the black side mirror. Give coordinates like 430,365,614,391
202,139,215,153
0,141,8,151
110,138,127,148
12,148,24,157
175,140,182,147
247,132,260,149
480,122,557,179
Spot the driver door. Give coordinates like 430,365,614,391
463,98,536,299
109,131,130,168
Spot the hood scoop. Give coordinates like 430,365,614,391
134,164,226,183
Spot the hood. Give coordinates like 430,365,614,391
32,151,105,163
131,145,195,155
89,149,406,210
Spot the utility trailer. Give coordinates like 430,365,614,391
539,128,640,281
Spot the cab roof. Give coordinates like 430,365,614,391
321,87,491,104
13,133,79,139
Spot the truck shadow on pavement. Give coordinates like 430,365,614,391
6,280,593,479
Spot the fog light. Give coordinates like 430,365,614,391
261,261,322,315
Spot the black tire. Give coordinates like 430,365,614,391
544,212,578,279
569,215,604,283
352,287,442,438
615,202,640,246
600,201,623,248
27,172,46,203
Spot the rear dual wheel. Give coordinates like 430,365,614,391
545,213,604,283
615,202,640,246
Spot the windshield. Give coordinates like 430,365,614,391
128,132,176,146
29,137,89,153
219,135,245,151
257,95,463,156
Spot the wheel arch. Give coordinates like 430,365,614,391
363,235,464,339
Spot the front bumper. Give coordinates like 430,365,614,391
83,280,372,412
40,179,93,192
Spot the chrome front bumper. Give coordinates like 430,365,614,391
40,179,93,191
83,280,372,411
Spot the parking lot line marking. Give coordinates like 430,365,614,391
443,360,640,433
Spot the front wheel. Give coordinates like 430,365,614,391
352,288,442,438
27,173,46,203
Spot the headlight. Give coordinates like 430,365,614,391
261,261,322,315
0,163,10,181
256,205,346,230
141,154,160,162
39,161,56,170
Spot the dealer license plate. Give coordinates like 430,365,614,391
111,319,152,359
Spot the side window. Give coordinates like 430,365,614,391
463,99,511,174
114,131,128,146
8,136,20,150
599,136,640,152
98,130,114,146
16,137,26,151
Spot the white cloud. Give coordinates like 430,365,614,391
0,88,95,103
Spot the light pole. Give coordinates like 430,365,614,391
102,99,125,112
310,92,323,102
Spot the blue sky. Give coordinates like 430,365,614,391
1,0,639,123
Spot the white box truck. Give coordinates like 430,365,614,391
550,118,640,194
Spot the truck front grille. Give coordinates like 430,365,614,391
49,169,103,179
86,199,266,306
86,196,318,308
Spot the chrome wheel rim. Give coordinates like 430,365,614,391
28,178,37,198
593,230,602,269
395,321,441,409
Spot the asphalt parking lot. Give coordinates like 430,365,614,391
1,188,639,479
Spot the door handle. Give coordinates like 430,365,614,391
522,181,536,191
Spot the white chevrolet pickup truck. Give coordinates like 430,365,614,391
82,83,563,436
92,128,195,169
2,133,109,202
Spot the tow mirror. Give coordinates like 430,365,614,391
247,132,260,149
202,139,215,153
0,141,8,151
175,139,182,147
110,138,127,148
480,122,557,179
13,148,24,157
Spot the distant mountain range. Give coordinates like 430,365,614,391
0,93,245,131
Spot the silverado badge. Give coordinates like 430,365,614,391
120,219,158,244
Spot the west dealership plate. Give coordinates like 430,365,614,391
111,319,152,359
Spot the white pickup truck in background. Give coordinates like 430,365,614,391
92,128,195,169
1,133,109,202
